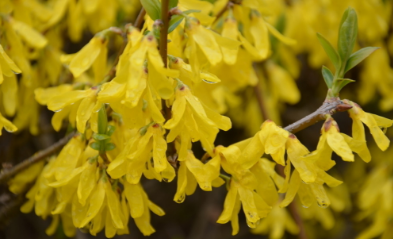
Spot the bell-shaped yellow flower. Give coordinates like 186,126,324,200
304,116,354,164
40,87,98,133
123,181,165,236
184,17,239,77
165,81,231,158
217,146,272,233
345,100,393,151
108,123,175,184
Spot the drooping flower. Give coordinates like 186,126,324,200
164,81,231,158
345,99,393,152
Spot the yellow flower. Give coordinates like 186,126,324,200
236,120,289,170
286,135,317,184
217,147,273,234
304,116,354,165
108,124,175,184
174,150,224,201
233,6,296,61
68,35,108,79
123,181,165,236
0,44,21,84
39,87,98,133
184,17,239,78
165,81,231,158
345,100,393,151
280,169,342,209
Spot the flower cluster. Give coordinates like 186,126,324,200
2,0,393,239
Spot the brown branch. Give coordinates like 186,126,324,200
283,98,351,133
254,84,270,121
0,133,75,184
160,0,170,67
134,8,146,29
213,1,234,24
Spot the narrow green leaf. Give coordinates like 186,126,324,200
93,133,110,141
337,7,358,63
140,0,161,20
168,10,201,33
333,78,355,93
90,142,101,151
344,47,379,73
321,66,334,89
169,0,178,9
316,33,340,70
105,143,116,151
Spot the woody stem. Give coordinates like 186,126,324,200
284,98,350,133
0,133,75,184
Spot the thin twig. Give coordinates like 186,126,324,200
134,8,146,29
0,133,75,184
254,84,270,121
213,1,233,24
283,98,351,133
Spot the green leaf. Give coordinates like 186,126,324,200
337,7,358,63
322,66,334,88
90,142,101,151
333,78,355,93
317,33,340,70
344,47,379,73
140,0,161,20
168,10,201,33
169,0,178,9
107,125,116,136
105,143,116,151
93,133,110,141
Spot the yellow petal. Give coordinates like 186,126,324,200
80,179,105,227
0,44,21,74
309,182,330,208
105,183,124,229
217,182,238,224
280,170,301,208
11,20,48,49
124,182,144,218
325,121,354,162
221,18,239,65
152,126,168,173
265,22,296,45
78,161,97,205
1,74,18,116
69,37,103,78
286,136,317,183
192,25,222,65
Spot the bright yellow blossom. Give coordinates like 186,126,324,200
345,99,393,151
